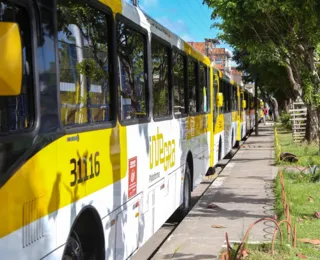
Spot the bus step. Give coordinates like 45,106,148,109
216,159,230,167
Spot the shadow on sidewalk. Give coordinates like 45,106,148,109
161,253,217,259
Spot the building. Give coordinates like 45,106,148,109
188,41,232,78
231,67,243,86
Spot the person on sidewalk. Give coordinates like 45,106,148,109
263,106,268,125
268,107,273,121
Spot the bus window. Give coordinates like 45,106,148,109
151,37,170,118
213,75,218,123
233,86,237,111
0,3,34,134
219,79,224,113
187,59,197,113
173,50,186,116
117,20,147,120
199,65,209,113
57,1,112,125
227,82,232,112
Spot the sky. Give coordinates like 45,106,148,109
134,0,233,51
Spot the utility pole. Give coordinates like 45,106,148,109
255,78,259,135
204,38,220,65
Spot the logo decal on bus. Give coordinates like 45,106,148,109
149,127,175,171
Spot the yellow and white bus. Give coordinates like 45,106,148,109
0,1,259,259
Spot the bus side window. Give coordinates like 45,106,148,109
199,65,209,113
151,37,170,118
219,79,224,114
233,86,237,111
57,0,112,125
187,59,197,114
0,3,34,134
116,20,147,121
213,76,218,123
173,50,186,116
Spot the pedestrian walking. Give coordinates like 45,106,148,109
263,106,268,125
268,107,274,121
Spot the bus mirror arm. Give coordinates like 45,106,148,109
217,93,223,108
242,100,247,109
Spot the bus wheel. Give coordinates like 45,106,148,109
218,139,222,161
62,231,84,260
182,164,191,215
231,132,234,147
173,163,191,221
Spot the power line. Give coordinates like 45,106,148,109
186,0,209,26
195,0,210,20
174,0,204,33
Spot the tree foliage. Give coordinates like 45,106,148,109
204,0,320,141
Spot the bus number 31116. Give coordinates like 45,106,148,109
70,152,100,187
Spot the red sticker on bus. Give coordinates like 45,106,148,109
128,157,137,199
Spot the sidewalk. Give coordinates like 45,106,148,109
152,124,278,260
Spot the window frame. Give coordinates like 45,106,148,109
198,63,210,115
186,55,199,116
115,14,150,126
150,33,172,122
219,78,225,114
0,0,40,141
213,72,219,120
172,46,187,119
57,0,117,134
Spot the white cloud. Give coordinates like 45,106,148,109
156,16,192,40
181,34,195,42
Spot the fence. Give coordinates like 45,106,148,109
289,101,307,143
221,170,296,260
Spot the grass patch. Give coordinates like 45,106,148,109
275,124,320,167
233,171,320,259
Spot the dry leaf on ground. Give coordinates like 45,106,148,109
242,249,249,258
220,252,228,260
299,238,320,245
303,216,313,220
297,218,304,223
211,224,225,228
207,203,218,209
314,212,320,219
296,252,307,259
308,196,314,202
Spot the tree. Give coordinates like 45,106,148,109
203,0,320,144
233,49,295,119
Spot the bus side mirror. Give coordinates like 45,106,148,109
0,22,22,96
217,93,223,108
242,100,247,109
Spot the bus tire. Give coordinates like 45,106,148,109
62,231,84,260
173,163,191,221
63,208,104,260
231,131,234,147
218,139,222,161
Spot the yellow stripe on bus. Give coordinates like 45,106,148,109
209,68,214,166
0,124,127,239
186,114,210,140
99,0,122,14
214,114,224,133
183,43,211,67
